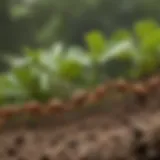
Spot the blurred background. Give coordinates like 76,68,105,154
1,0,160,66
0,0,160,105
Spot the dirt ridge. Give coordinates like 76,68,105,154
0,75,160,129
0,75,160,159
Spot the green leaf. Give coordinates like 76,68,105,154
38,43,64,72
58,60,84,81
137,56,159,77
0,74,28,103
99,40,137,78
66,46,91,66
24,48,43,65
141,29,160,54
84,30,106,60
134,19,159,40
100,40,136,63
12,66,36,91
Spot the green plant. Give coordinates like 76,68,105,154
0,19,160,105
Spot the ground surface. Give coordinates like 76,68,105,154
1,107,160,160
1,80,160,160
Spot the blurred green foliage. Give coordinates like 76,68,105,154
1,0,160,105
0,20,160,105
1,0,160,54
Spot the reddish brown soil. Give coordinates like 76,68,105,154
1,106,160,160
1,77,160,160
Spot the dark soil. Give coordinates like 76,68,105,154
1,82,160,160
1,108,160,160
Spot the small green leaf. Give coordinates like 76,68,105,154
12,66,35,91
100,40,136,63
134,19,159,40
66,47,91,66
58,60,84,81
0,74,28,102
24,48,42,64
137,56,159,77
141,29,160,54
99,40,137,78
84,30,106,60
